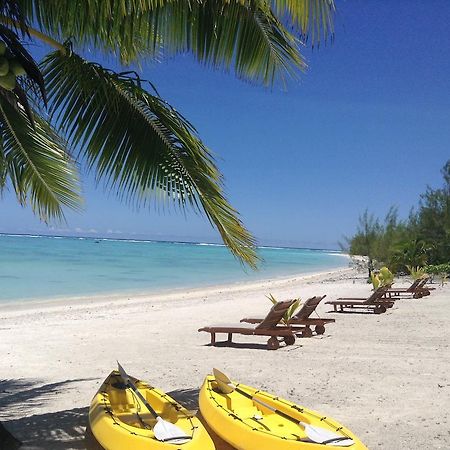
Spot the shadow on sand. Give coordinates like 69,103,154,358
0,382,234,449
0,378,101,450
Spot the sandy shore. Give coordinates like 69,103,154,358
1,268,449,449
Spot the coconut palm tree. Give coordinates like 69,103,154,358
0,0,335,267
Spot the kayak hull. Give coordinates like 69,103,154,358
199,375,368,450
89,371,215,450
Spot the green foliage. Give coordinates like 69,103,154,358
345,210,382,277
0,97,81,221
346,161,450,272
390,238,430,272
19,0,334,84
370,266,394,289
42,49,258,267
424,263,450,286
413,161,450,265
406,265,427,280
266,293,301,325
424,263,450,276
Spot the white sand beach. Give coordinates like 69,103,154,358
1,268,449,449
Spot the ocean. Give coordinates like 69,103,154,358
0,234,348,303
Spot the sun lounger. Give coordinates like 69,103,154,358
240,295,334,336
198,300,307,350
385,277,432,298
325,286,394,314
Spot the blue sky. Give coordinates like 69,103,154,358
1,1,449,249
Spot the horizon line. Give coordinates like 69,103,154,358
0,232,343,253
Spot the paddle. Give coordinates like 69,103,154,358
213,368,354,447
117,362,191,444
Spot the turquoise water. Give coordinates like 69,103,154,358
0,234,348,302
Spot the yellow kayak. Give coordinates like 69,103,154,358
199,373,368,450
89,370,215,450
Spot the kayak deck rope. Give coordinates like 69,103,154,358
206,379,352,442
253,385,351,438
206,381,300,442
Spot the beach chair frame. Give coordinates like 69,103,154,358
325,287,395,314
198,300,307,350
240,295,335,336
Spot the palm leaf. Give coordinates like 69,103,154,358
42,49,258,267
21,0,305,85
148,0,306,85
0,96,81,221
0,0,29,33
271,0,336,45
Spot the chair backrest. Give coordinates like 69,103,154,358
364,286,389,304
255,300,296,330
407,278,421,292
292,295,326,320
417,277,430,289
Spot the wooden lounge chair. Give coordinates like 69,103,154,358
198,300,306,350
325,286,394,314
385,277,432,299
240,295,334,337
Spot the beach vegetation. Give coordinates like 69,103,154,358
370,266,394,290
406,265,427,281
0,0,336,268
345,160,450,275
424,263,450,285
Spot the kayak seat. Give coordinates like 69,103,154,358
116,411,157,428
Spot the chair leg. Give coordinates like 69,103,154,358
227,333,232,343
210,333,216,345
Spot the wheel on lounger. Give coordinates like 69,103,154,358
301,327,313,338
315,324,326,335
267,336,280,350
283,335,295,346
374,305,386,314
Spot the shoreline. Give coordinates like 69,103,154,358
0,266,353,313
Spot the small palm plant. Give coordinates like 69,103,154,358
406,265,427,280
371,266,394,290
266,293,301,325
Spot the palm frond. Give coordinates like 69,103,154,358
18,0,161,64
21,0,305,85
271,0,336,45
150,0,306,85
42,49,258,267
0,96,81,221
0,0,29,33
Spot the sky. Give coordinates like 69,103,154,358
1,1,450,249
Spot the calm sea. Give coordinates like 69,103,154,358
0,234,348,303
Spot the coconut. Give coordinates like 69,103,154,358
0,57,9,76
0,42,6,56
9,59,26,77
0,72,16,91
